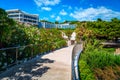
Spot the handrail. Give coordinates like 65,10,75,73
0,40,66,73
72,43,83,80
0,41,63,50
0,43,43,51
0,43,43,73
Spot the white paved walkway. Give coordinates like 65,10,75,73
0,45,74,80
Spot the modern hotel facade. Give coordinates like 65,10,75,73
6,9,39,26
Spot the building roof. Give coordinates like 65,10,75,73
6,9,39,17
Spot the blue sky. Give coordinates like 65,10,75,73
0,0,120,22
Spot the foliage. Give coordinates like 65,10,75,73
0,8,15,48
55,21,59,24
75,22,94,42
0,8,67,71
76,19,120,79
94,66,120,80
79,60,95,80
87,18,120,41
60,29,74,40
76,18,120,42
78,38,120,80
69,21,80,24
40,20,53,23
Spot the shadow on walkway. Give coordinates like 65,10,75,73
0,57,54,80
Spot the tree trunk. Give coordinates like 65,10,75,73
115,37,118,42
0,42,3,48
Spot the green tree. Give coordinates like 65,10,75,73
97,18,102,22
109,18,120,41
86,18,120,41
0,8,15,48
55,21,59,24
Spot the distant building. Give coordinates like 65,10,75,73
39,22,76,29
6,9,39,26
57,23,76,29
39,22,56,28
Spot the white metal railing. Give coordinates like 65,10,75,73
72,43,83,80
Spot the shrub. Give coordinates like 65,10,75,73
79,60,95,80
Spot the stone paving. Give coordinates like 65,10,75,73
0,45,74,80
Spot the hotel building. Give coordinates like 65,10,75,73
6,9,39,26
39,22,76,29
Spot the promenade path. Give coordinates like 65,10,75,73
0,45,74,80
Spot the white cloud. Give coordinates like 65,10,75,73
50,14,55,18
34,0,60,6
41,7,52,11
70,6,120,21
60,9,67,16
42,17,49,20
62,5,68,7
75,7,79,10
62,5,72,10
56,16,61,21
68,6,72,9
